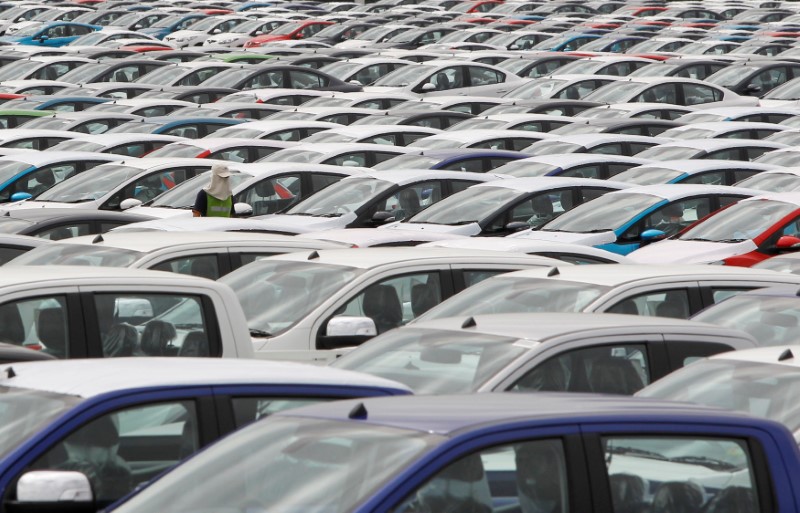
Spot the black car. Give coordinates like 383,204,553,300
482,100,603,117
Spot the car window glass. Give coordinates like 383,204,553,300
362,134,397,145
151,254,220,280
607,289,691,319
635,83,678,104
0,247,26,265
231,397,334,428
683,83,722,105
36,223,90,240
463,270,506,287
441,158,483,172
28,400,199,505
237,253,279,267
0,296,69,357
602,436,759,513
468,66,502,86
246,70,283,89
212,148,249,163
392,440,569,513
240,175,301,216
512,344,649,394
336,272,442,332
267,129,301,142
681,170,726,185
749,67,788,94
289,71,324,89
639,198,711,237
381,181,441,220
423,66,463,91
94,293,213,358
561,165,601,179
590,143,624,155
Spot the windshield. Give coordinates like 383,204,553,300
151,170,250,207
106,121,160,134
20,118,70,130
373,65,431,87
202,68,252,87
146,144,201,159
411,137,464,150
583,81,642,103
0,60,43,81
0,386,81,459
679,199,796,242
152,15,192,28
59,62,107,83
662,127,715,140
36,164,140,203
320,61,361,80
373,154,436,170
333,327,529,393
630,63,679,77
736,172,800,192
0,160,32,184
706,65,752,87
259,148,323,163
639,358,800,441
524,140,581,156
579,107,627,119
287,176,393,216
302,132,355,144
9,244,144,266
269,21,301,35
497,58,535,74
186,17,222,31
422,276,609,322
0,218,32,233
504,78,567,100
220,259,363,336
135,66,182,85
764,79,800,100
111,416,435,513
494,161,558,177
542,192,662,233
754,151,800,167
612,166,683,185
694,295,800,347
407,186,518,225
635,145,700,161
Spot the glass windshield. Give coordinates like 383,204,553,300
706,65,752,87
302,132,355,144
220,259,363,336
579,107,627,119
152,15,191,28
287,176,393,216
151,170,250,207
408,186,518,225
20,118,70,130
269,22,301,35
320,62,361,80
542,192,662,232
111,416,435,513
754,151,800,166
505,78,567,99
584,81,642,103
373,65,432,87
694,295,800,346
411,137,463,150
679,199,796,242
635,145,700,161
146,144,201,159
496,161,558,177
630,63,679,77
9,244,143,266
0,386,81,459
136,66,181,85
422,276,609,321
36,164,140,203
736,172,800,192
106,121,160,134
0,160,32,184
202,68,252,87
524,140,581,156
259,148,323,163
333,327,529,393
0,60,42,81
612,166,683,185
764,79,800,100
373,154,437,170
60,63,107,83
639,358,800,441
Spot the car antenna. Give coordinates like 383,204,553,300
92,234,104,244
547,267,559,277
779,348,794,361
5,367,14,379
307,250,319,260
348,402,367,419
462,316,476,329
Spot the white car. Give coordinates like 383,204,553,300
736,167,800,192
259,142,416,167
301,125,442,146
612,159,779,186
211,120,341,141
202,18,288,47
420,238,632,264
578,102,697,121
584,76,745,106
220,247,564,361
163,15,250,48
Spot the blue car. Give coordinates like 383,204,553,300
0,358,409,510
512,184,758,255
374,148,530,173
139,13,207,40
0,22,100,46
103,393,800,513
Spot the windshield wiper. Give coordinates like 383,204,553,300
680,237,712,242
714,238,747,243
312,213,342,218
669,455,739,471
249,328,272,337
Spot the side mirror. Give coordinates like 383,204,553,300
640,228,666,244
9,192,32,202
349,79,362,86
211,28,221,34
10,471,94,513
320,316,377,349
505,221,529,233
775,235,800,250
371,210,395,225
421,82,436,92
254,31,263,36
119,198,142,210
37,34,49,41
234,202,253,217
745,83,761,94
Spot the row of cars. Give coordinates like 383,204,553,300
4,0,800,511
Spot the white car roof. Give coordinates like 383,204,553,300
217,119,341,132
707,345,800,368
612,183,759,200
587,103,697,113
355,168,504,184
666,121,788,133
0,357,411,397
161,137,298,151
302,227,467,247
535,133,672,145
742,191,800,207
0,265,223,288
414,129,552,144
633,159,779,172
0,151,126,166
64,133,186,145
470,176,632,192
648,139,787,150
95,157,229,171
419,238,632,262
268,247,563,269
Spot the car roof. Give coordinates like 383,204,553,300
0,357,411,398
743,191,800,206
3,209,151,223
471,176,632,192
266,247,563,269
0,151,125,166
508,154,650,167
650,138,787,150
0,265,228,288
634,159,778,172
610,183,759,200
420,238,631,261
274,392,763,435
709,345,800,368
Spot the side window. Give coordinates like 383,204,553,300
705,148,741,160
392,440,569,513
380,181,442,220
450,180,477,194
362,134,397,145
267,129,301,142
28,400,199,505
132,169,191,202
309,173,341,192
468,66,502,86
507,193,561,229
36,223,90,240
0,296,69,357
682,83,722,105
94,293,214,357
512,344,650,394
327,152,367,167
463,270,506,288
13,164,76,200
606,289,691,319
335,272,442,332
603,436,759,513
289,71,325,89
246,70,284,89
641,198,712,236
589,143,623,155
0,246,27,265
634,83,678,104
681,170,726,186
441,158,483,172
422,66,463,91
239,175,301,216
231,397,334,428
561,165,600,179
748,67,788,94
150,254,220,280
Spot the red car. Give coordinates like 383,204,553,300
243,20,334,48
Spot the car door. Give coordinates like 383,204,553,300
465,65,507,96
601,286,703,319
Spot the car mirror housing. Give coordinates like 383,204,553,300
119,198,142,210
640,228,666,243
321,316,377,350
11,470,95,513
234,202,253,217
9,192,32,202
775,235,800,250
371,210,395,224
421,83,436,92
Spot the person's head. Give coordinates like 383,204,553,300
211,164,232,181
205,164,234,200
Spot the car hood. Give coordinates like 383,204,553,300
627,239,758,264
509,229,617,246
247,212,357,234
0,201,90,213
383,222,480,236
125,206,192,219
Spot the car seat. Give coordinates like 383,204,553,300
102,323,138,357
609,474,647,513
703,486,756,513
417,454,492,513
180,331,209,357
589,357,645,395
0,303,24,345
38,307,67,358
515,358,567,391
649,481,704,513
190,259,218,280
140,319,177,356
515,441,567,513
362,284,402,334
